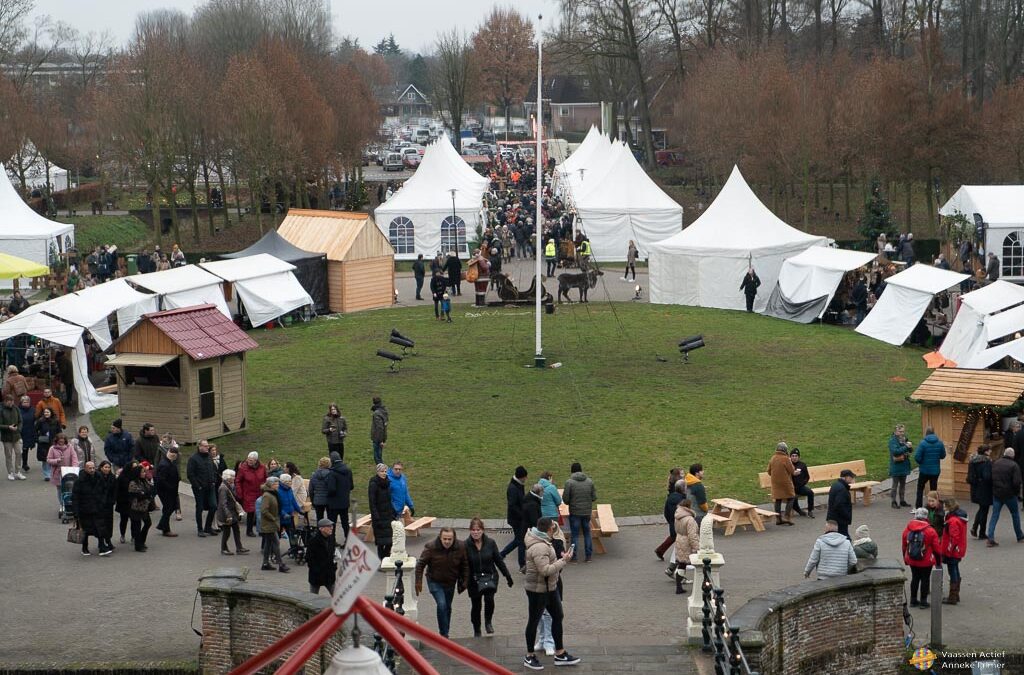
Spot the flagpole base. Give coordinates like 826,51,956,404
534,354,546,369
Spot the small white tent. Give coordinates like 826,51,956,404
0,163,74,271
374,136,486,260
6,143,70,193
855,264,968,346
573,143,684,260
649,166,828,311
763,247,878,323
199,253,313,326
939,280,1024,365
124,265,231,318
556,126,612,198
940,186,1024,282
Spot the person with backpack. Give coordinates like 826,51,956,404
914,427,947,508
966,444,993,540
902,508,942,608
940,498,968,605
986,447,1024,546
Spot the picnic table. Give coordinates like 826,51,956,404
557,489,619,554
709,498,776,536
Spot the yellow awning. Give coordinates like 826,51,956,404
0,252,49,279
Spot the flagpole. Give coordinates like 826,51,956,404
534,15,545,369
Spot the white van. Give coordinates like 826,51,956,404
413,128,430,144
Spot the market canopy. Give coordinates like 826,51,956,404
939,186,1024,226
764,246,877,323
649,165,828,312
221,230,328,314
0,162,74,270
939,280,1024,365
855,264,968,346
199,254,313,326
124,264,230,318
0,251,50,278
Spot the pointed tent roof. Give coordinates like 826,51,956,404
375,138,486,214
939,185,1024,227
651,166,827,258
0,162,74,240
221,229,324,262
574,143,682,216
560,126,608,176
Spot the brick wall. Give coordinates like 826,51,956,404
198,568,346,675
729,559,906,675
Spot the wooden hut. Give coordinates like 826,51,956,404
106,304,258,443
910,368,1024,500
277,210,395,313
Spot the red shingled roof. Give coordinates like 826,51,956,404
143,305,258,360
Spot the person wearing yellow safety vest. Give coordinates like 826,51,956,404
577,238,592,272
545,239,557,278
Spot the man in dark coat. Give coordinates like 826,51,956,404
499,465,528,572
1011,423,1024,501
187,440,219,537
154,447,180,537
325,451,354,541
413,254,426,300
987,448,1024,546
306,518,338,595
790,448,815,517
851,277,868,324
826,469,855,539
739,268,760,313
72,461,103,555
445,252,462,296
103,419,134,472
133,423,161,466
368,463,395,559
370,396,388,466
522,484,543,532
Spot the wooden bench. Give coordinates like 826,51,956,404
557,490,619,554
95,384,118,394
404,515,436,537
758,459,880,506
355,514,374,542
355,513,437,543
708,498,775,536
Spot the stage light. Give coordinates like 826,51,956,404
632,284,643,301
389,336,415,354
376,349,403,372
678,335,705,363
390,328,414,346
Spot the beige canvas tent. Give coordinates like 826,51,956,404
277,209,394,313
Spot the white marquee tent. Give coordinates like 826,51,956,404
938,280,1024,365
556,126,612,198
649,166,828,311
374,136,486,260
855,264,968,346
939,186,1024,282
0,163,74,271
124,265,230,318
6,143,70,193
199,253,313,326
572,142,684,260
763,246,878,323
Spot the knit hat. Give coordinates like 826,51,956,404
914,508,928,520
789,448,800,456
329,451,341,463
376,463,388,473
855,524,870,538
317,518,333,528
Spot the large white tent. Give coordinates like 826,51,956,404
0,163,74,271
199,253,313,326
374,136,486,260
648,166,828,311
938,280,1024,365
556,126,612,198
939,186,1024,282
572,142,684,260
124,265,230,318
855,264,968,346
763,246,878,323
6,143,70,193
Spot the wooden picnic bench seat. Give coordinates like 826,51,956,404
355,514,437,543
404,516,436,536
355,514,374,542
557,489,618,554
758,459,880,506
708,498,774,536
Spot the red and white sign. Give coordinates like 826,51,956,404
331,538,380,615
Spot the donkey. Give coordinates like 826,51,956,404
557,268,604,303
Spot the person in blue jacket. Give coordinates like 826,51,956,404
278,473,303,558
387,461,415,519
103,418,134,472
888,424,914,509
914,426,947,509
537,470,563,520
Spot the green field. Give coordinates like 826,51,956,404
93,303,929,518
61,215,151,253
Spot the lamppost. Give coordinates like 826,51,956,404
534,15,545,369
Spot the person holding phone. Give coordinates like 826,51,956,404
523,517,581,670
321,404,347,459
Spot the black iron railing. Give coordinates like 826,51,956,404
699,557,759,675
373,560,405,673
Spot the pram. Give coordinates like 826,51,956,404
59,466,80,523
284,523,315,566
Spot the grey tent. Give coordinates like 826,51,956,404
222,230,328,314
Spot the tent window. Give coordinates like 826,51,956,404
441,216,467,254
198,367,215,419
1003,232,1024,277
388,217,415,254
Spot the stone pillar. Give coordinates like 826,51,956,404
686,517,726,643
198,567,249,674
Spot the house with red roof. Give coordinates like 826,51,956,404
106,305,259,443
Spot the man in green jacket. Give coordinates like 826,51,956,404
563,462,596,562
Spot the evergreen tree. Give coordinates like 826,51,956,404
408,54,430,94
373,33,402,56
858,178,897,244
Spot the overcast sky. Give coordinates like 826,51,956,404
32,0,556,54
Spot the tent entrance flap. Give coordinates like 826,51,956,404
762,284,829,323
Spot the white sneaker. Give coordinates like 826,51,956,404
14,473,25,480
6,473,14,481
545,647,555,656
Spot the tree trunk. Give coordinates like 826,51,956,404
844,173,851,219
233,168,243,222
803,158,811,227
189,179,200,244
608,100,619,140
621,0,658,168
166,171,181,246
150,177,163,251
904,180,912,231
202,161,215,237
215,162,230,229
925,167,936,227
250,172,262,234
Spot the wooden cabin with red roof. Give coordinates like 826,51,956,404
106,304,259,443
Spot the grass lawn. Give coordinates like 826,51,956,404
93,303,929,519
59,215,151,253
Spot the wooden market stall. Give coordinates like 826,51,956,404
106,304,258,443
909,368,1024,500
276,209,395,314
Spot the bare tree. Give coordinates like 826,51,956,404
430,30,477,152
472,8,536,134
0,0,32,62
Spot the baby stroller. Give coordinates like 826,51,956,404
285,523,315,566
59,466,80,523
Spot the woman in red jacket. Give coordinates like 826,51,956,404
235,451,266,537
902,508,942,609
940,498,968,606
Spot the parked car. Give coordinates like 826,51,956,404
383,152,404,172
